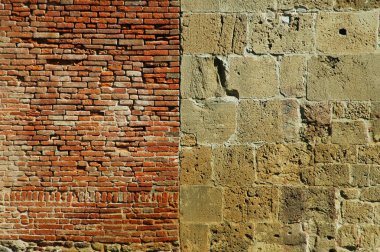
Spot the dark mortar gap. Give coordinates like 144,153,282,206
46,59,82,65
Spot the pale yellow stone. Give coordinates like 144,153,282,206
342,201,374,223
315,164,350,186
280,56,306,98
180,223,209,252
180,147,212,185
331,121,368,145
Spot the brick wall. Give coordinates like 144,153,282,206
0,0,179,250
180,0,380,251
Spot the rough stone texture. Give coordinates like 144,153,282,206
316,11,378,54
249,13,314,54
180,224,209,252
228,56,278,98
180,147,212,185
280,56,306,98
308,55,380,101
182,14,247,55
237,99,300,143
182,0,276,12
331,121,369,145
279,0,334,9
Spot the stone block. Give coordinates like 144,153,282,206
337,225,359,249
223,186,246,222
182,0,275,12
257,143,312,184
331,121,368,145
181,55,224,99
315,164,350,186
370,165,380,185
351,165,370,187
246,186,279,221
280,187,305,223
227,56,278,98
213,145,255,187
280,56,306,98
180,147,212,185
180,223,209,252
181,99,237,144
316,11,378,54
360,187,380,202
180,186,223,223
210,222,254,252
307,55,380,101
237,99,300,143
33,32,60,38
358,145,380,165
306,187,337,221
335,0,380,10
301,102,331,125
342,201,374,223
182,14,247,54
314,144,357,164
359,225,380,249
249,13,314,53
279,0,334,9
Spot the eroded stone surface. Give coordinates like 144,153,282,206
280,56,306,98
180,147,212,185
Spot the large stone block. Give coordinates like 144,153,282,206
315,164,350,186
256,144,312,184
181,99,237,144
246,186,279,221
237,99,300,143
182,0,275,12
180,186,223,223
280,56,306,98
213,145,255,187
331,121,368,145
181,55,224,99
280,187,305,223
306,187,337,221
351,165,370,187
360,187,380,202
180,223,209,252
210,222,254,252
279,0,334,9
358,145,380,165
359,225,380,249
227,56,278,99
337,225,359,249
342,201,374,223
182,14,247,55
223,186,246,222
335,0,380,10
180,147,212,185
307,55,380,101
249,13,314,53
316,11,378,54
314,144,357,163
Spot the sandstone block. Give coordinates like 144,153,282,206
223,186,246,222
249,13,314,53
182,14,246,54
33,32,60,38
246,186,279,221
306,188,336,221
279,0,334,9
180,223,209,252
257,143,312,184
280,56,306,98
180,147,212,185
316,11,378,54
335,0,380,10
301,102,331,125
213,145,255,187
370,165,380,185
360,187,380,202
210,222,254,252
340,188,360,200
280,187,305,223
181,99,237,144
315,164,350,186
331,121,368,145
180,186,223,223
307,55,380,101
359,225,380,249
182,0,275,12
358,145,380,165
237,99,299,143
228,56,278,98
181,55,224,99
351,165,370,187
314,144,357,164
337,225,359,249
342,201,374,223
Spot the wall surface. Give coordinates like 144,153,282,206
0,0,179,251
180,0,380,251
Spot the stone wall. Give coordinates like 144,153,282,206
180,1,380,251
0,0,179,251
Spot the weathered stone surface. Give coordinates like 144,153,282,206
335,0,380,10
246,186,279,221
181,56,224,99
249,13,314,53
301,102,331,125
182,0,275,12
351,165,370,187
316,11,378,54
280,56,306,98
180,223,209,252
314,144,357,164
331,121,368,145
360,187,380,202
345,102,371,120
307,55,380,101
370,165,380,185
358,145,380,165
180,147,212,185
301,124,331,144
180,186,223,223
181,99,237,144
213,145,255,187
337,225,359,249
210,222,254,252
280,187,305,223
182,14,247,54
237,99,300,143
315,164,350,186
340,188,360,200
306,188,337,221
359,225,380,249
227,56,278,98
257,144,312,184
342,201,374,223
279,0,334,9
223,186,246,222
